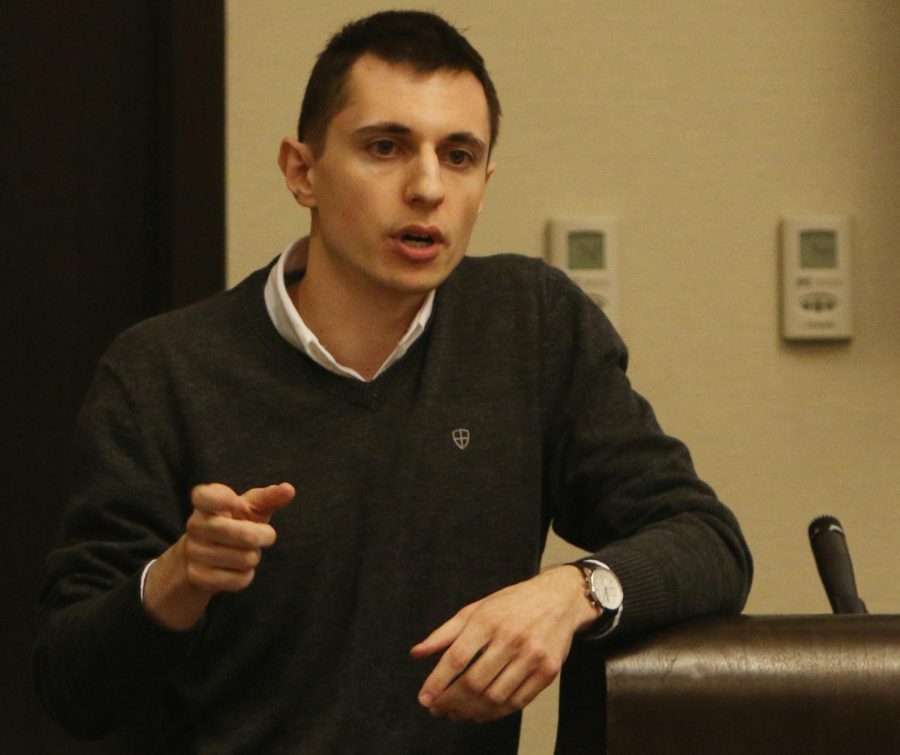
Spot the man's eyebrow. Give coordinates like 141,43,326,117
445,132,487,154
353,122,412,139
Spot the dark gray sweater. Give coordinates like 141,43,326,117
36,254,751,753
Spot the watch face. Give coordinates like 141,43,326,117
590,568,624,610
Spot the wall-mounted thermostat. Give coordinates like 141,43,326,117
780,216,852,340
547,216,619,327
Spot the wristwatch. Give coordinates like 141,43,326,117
575,559,623,639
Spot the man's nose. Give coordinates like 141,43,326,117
404,152,445,207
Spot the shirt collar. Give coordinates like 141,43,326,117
263,237,435,382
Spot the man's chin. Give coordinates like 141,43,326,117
383,262,460,296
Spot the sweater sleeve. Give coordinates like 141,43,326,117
34,349,199,739
539,265,752,636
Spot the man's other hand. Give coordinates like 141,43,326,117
409,565,598,722
143,482,295,631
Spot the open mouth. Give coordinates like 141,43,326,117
401,232,435,248
397,225,444,250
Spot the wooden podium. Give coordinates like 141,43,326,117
555,615,900,754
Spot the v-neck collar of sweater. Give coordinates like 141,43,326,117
240,263,433,410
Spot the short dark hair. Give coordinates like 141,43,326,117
298,10,501,155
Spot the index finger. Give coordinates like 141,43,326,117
241,483,295,521
417,625,491,707
191,482,295,522
411,600,482,659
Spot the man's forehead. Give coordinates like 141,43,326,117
337,54,491,139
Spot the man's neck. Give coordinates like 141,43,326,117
288,244,428,381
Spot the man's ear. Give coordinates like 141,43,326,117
477,160,497,214
278,138,317,207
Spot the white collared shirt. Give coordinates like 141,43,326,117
263,238,435,382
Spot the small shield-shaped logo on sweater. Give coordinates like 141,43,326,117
452,428,470,450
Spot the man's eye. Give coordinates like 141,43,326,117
370,140,396,157
447,149,474,166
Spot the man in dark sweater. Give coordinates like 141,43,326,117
36,10,752,753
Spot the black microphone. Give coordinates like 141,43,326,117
808,515,868,614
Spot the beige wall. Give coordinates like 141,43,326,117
227,2,900,752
